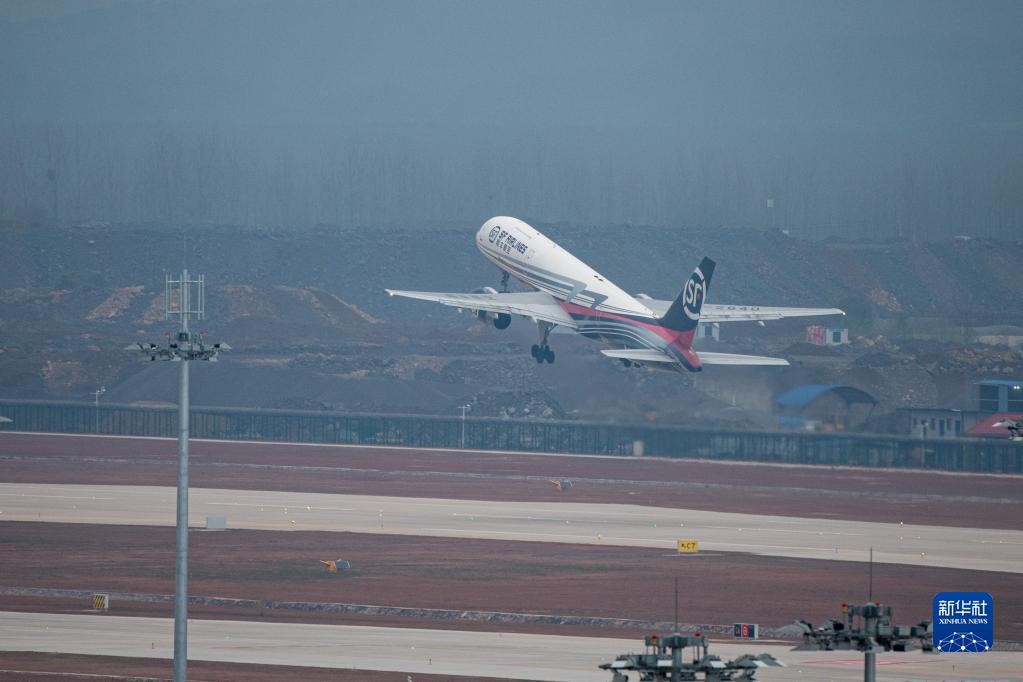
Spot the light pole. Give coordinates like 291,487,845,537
128,270,228,682
459,404,471,449
92,386,106,434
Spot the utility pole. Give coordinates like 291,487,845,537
92,385,106,434
868,547,873,603
128,270,228,682
459,404,471,449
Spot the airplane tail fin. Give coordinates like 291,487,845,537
659,257,715,333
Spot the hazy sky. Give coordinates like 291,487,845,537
1,1,1021,234
3,0,1020,137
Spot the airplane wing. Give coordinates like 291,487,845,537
640,298,844,323
385,289,577,328
601,348,789,366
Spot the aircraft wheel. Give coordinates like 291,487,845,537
535,352,545,364
530,344,541,359
544,347,556,364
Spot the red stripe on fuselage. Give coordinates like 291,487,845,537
559,301,699,363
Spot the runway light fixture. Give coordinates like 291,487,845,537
127,270,227,682
458,403,471,449
92,385,106,434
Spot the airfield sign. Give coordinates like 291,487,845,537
677,539,699,553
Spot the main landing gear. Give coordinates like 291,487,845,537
531,343,555,364
531,323,556,364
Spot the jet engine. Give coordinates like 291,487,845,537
471,287,512,330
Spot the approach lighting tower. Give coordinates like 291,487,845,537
599,632,784,681
128,270,228,682
794,602,932,682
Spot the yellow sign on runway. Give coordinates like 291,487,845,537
677,539,698,553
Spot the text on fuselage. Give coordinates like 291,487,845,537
488,226,529,256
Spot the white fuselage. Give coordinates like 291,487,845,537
475,216,654,318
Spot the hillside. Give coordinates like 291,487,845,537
1,221,1020,427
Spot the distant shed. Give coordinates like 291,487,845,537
777,384,877,432
966,412,1023,439
896,406,982,439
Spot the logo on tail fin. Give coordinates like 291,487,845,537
682,268,707,320
659,257,715,332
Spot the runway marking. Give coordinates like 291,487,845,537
449,512,620,524
206,502,355,512
0,430,638,462
703,525,866,536
422,527,673,544
446,507,685,520
0,493,114,501
452,513,566,522
802,658,942,666
0,671,209,681
979,539,1023,546
707,543,867,556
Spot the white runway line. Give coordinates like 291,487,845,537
207,502,355,512
0,493,114,500
0,611,1019,682
1,483,1021,573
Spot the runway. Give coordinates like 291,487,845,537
2,611,1020,682
1,482,1020,573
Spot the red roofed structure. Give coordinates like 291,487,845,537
966,413,1023,438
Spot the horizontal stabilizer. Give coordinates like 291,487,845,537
701,305,845,323
698,351,789,366
600,348,676,363
639,298,845,324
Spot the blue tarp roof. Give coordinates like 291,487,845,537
777,384,877,407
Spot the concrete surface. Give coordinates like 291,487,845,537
1,611,1020,682
1,483,1021,573
6,432,1023,529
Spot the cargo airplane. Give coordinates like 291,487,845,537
387,216,844,372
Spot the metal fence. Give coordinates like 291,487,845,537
0,399,1019,473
